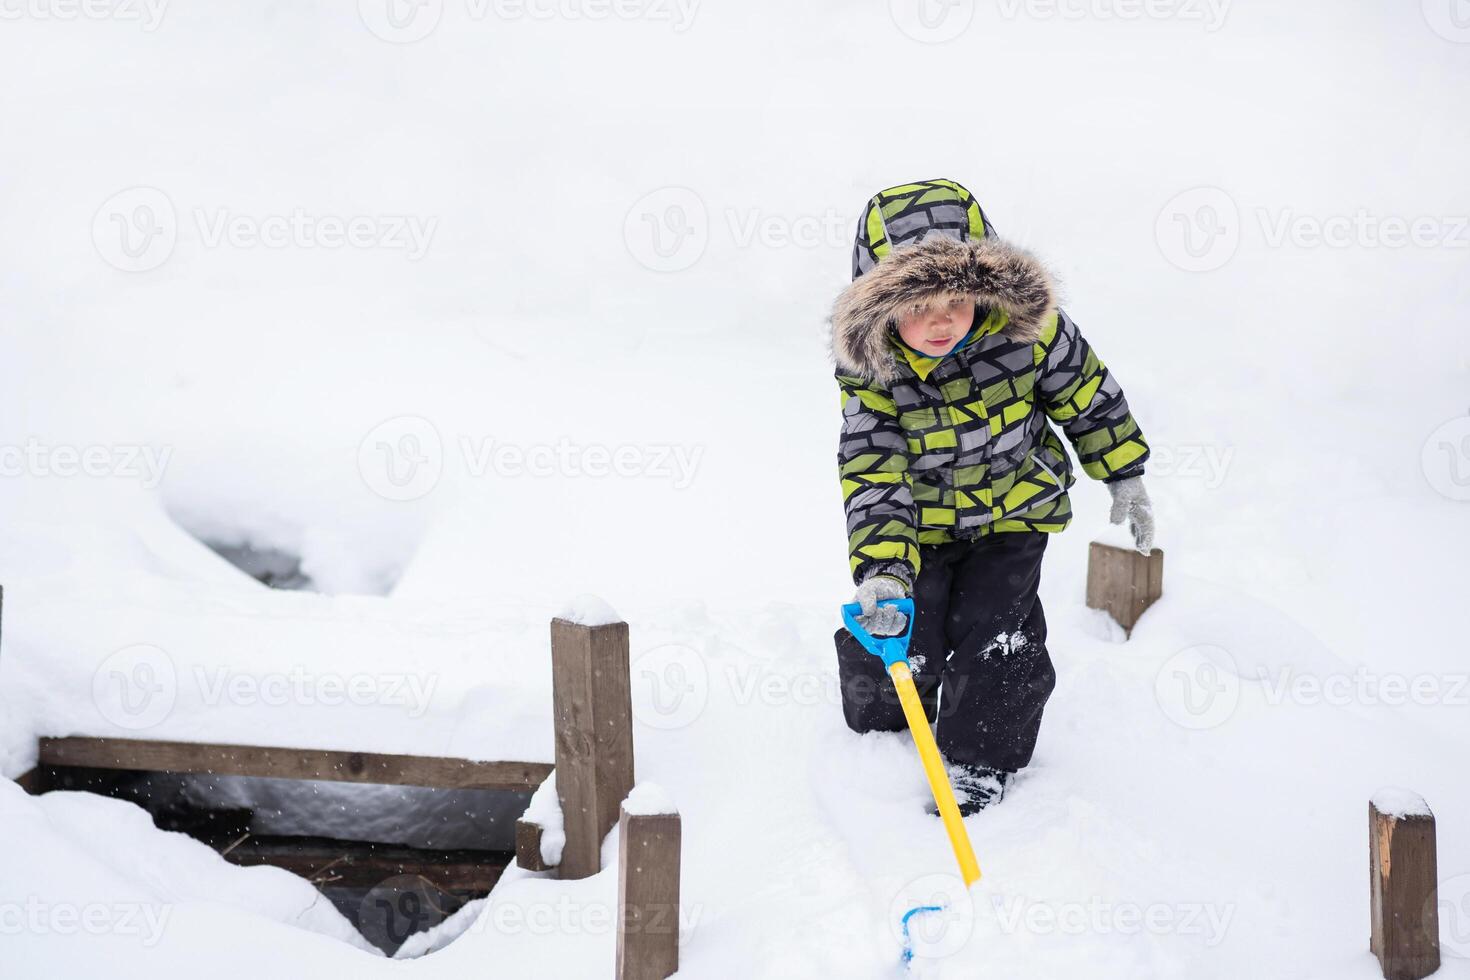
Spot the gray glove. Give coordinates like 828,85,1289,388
853,574,909,637
1107,476,1156,554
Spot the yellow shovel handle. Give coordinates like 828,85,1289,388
888,661,982,887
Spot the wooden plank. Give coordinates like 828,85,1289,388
1085,542,1164,635
551,618,635,880
38,737,552,792
14,767,37,794
616,806,681,980
1370,795,1440,980
515,818,551,872
217,834,508,892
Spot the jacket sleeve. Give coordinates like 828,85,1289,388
836,372,920,589
1035,309,1150,483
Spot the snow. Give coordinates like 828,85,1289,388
0,780,378,956
557,593,623,628
1371,787,1433,820
523,771,566,867
1092,520,1155,554
622,781,678,817
2,2,1469,978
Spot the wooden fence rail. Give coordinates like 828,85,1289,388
24,736,551,794
6,591,680,974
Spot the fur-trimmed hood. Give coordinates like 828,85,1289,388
830,235,1057,385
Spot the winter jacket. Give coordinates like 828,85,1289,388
831,179,1150,589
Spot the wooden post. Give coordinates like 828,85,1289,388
616,804,681,980
1086,542,1164,635
550,618,634,880
515,818,551,872
1370,792,1440,980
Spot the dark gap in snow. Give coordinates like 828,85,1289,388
164,502,407,596
44,766,525,956
205,540,317,591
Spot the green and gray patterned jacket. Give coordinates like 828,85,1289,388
831,179,1150,589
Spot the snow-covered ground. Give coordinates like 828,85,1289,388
2,1,1468,977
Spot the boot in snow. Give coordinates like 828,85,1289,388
927,764,1010,817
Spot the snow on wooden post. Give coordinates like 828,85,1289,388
1369,789,1440,980
550,598,635,880
616,787,681,980
1086,541,1163,636
516,771,564,873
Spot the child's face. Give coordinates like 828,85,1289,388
896,297,975,355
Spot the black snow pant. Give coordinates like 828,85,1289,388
833,531,1055,773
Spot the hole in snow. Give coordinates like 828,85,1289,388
44,766,526,956
205,540,317,591
163,502,406,596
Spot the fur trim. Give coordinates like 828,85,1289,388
830,236,1057,385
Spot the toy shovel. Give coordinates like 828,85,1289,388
841,598,983,888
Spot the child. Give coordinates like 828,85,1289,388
830,178,1154,814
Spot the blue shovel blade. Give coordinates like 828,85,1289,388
900,903,947,964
